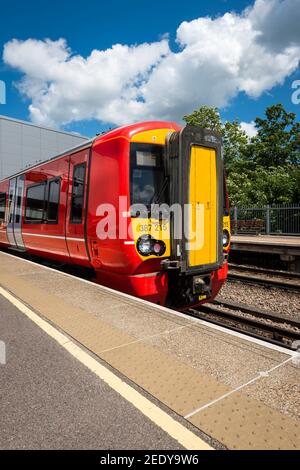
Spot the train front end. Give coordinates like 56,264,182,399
129,123,230,309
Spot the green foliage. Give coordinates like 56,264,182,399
222,120,249,173
227,166,297,206
292,166,300,202
183,106,222,134
249,104,300,167
183,104,300,205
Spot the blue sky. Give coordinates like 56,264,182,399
0,0,299,137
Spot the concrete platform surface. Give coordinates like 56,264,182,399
232,235,300,246
231,235,300,260
0,295,183,450
0,250,299,450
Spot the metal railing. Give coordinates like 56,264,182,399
230,204,300,236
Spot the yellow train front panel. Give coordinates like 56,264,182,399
188,145,217,268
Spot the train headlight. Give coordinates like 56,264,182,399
136,236,166,257
137,236,153,256
222,229,230,247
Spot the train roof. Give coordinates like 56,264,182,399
0,121,179,183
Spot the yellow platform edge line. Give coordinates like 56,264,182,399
0,285,213,451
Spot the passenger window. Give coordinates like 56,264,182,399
47,179,60,223
0,192,6,222
25,183,46,223
70,163,86,224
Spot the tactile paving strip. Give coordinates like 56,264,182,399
0,252,299,450
101,342,230,416
189,392,300,450
0,272,137,353
0,269,230,415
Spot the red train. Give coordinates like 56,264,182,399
0,121,230,309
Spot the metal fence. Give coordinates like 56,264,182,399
230,204,300,235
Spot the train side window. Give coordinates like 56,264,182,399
70,163,86,224
0,192,6,222
25,183,46,223
47,178,60,223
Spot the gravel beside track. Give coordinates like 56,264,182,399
217,280,300,320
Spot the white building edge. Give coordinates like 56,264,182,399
0,115,89,181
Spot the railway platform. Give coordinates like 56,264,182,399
231,235,300,271
0,250,299,450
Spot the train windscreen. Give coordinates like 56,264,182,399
130,143,167,208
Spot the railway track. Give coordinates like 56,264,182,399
228,263,300,280
228,264,300,292
188,298,300,350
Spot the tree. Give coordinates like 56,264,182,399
249,104,300,167
183,104,300,205
227,166,297,206
183,106,250,173
294,166,300,202
222,120,249,173
183,106,222,134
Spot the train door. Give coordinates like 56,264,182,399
7,176,25,250
6,179,16,246
166,125,223,274
66,150,90,265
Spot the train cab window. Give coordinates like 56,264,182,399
70,163,86,224
25,183,46,223
47,178,60,223
0,192,6,222
130,143,167,208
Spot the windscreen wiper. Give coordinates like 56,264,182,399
150,176,169,205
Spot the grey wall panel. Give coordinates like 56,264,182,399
0,116,89,180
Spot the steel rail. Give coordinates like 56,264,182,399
228,263,300,280
213,298,300,329
187,303,300,350
227,272,300,292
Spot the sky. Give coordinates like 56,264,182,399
0,0,300,138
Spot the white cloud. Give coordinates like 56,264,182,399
249,0,300,51
240,121,258,138
3,0,300,128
